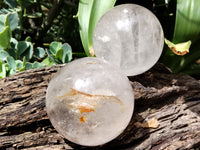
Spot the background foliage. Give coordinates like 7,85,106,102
0,0,80,78
0,0,199,79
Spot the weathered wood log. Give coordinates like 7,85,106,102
0,63,200,150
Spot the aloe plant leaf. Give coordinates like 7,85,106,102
173,0,200,43
78,0,116,56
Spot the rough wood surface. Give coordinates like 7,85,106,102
0,63,200,150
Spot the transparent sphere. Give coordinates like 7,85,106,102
46,57,134,146
93,4,164,76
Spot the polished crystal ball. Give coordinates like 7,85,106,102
93,4,164,76
46,57,134,146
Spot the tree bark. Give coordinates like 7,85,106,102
0,63,200,150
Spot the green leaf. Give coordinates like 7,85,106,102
173,0,200,43
0,1,3,8
62,43,72,63
17,0,34,9
7,12,19,31
17,41,29,56
17,66,25,72
0,60,2,72
23,44,33,61
0,8,16,15
55,48,63,62
78,0,116,56
32,62,45,69
49,42,62,55
17,41,33,61
0,50,10,61
0,26,11,49
15,60,23,68
46,48,57,64
54,43,72,64
5,0,18,8
11,37,18,47
0,14,11,32
72,52,87,58
34,47,45,58
26,12,42,18
0,15,7,32
22,56,26,66
42,57,55,67
175,39,200,73
9,68,16,76
25,62,32,70
6,56,16,71
183,63,200,75
0,61,6,78
25,61,45,71
7,48,16,58
25,36,31,42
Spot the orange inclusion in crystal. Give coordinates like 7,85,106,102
80,114,86,123
57,88,124,123
78,106,95,114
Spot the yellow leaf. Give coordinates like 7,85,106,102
165,38,191,56
135,118,159,129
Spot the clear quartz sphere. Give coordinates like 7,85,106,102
46,57,134,146
93,4,164,76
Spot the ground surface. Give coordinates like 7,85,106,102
0,63,200,150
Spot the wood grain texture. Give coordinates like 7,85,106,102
0,63,200,150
